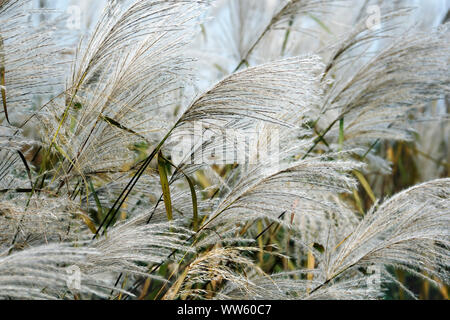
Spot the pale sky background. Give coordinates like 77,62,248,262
38,0,450,33
38,0,447,96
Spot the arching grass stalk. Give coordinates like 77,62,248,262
93,120,181,239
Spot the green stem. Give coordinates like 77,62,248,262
93,122,179,239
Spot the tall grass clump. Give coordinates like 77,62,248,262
0,0,449,300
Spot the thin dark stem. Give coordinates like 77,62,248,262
232,1,292,73
255,211,287,240
302,117,341,160
92,123,178,239
92,146,157,239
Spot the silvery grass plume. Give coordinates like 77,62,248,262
0,0,449,300
38,0,210,187
209,179,450,300
0,0,66,126
320,22,449,143
1,214,196,299
0,196,88,246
